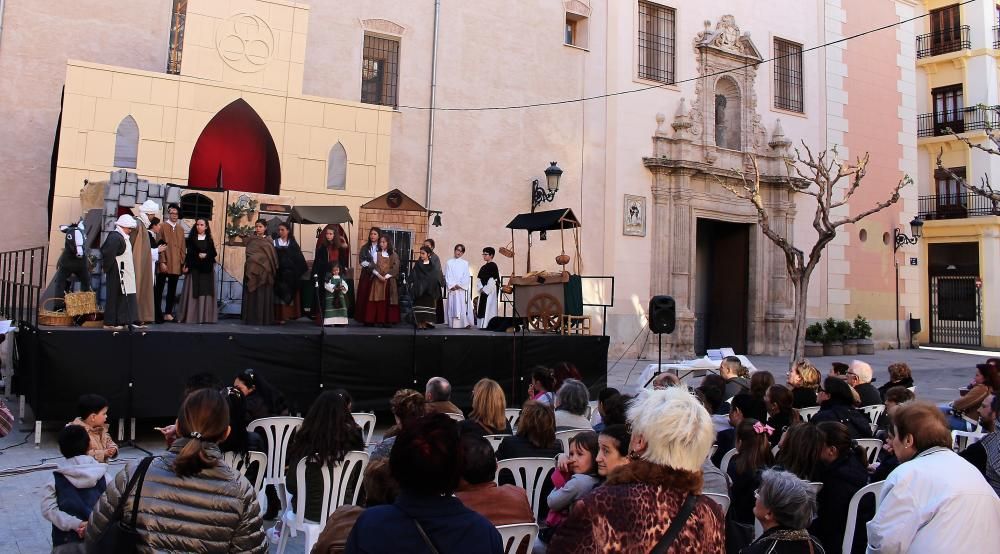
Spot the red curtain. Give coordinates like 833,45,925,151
188,99,281,194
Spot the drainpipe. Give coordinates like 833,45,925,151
425,0,441,208
0,0,6,55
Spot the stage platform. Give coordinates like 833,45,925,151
16,319,609,422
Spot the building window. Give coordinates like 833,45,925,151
166,0,187,75
935,167,967,216
929,4,962,53
361,34,400,109
327,142,347,190
566,13,589,48
114,116,139,169
637,1,675,84
180,192,213,221
932,85,964,135
773,38,803,113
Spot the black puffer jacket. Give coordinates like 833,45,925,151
85,440,267,553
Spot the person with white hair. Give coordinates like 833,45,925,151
743,468,825,553
847,360,882,407
548,387,724,552
100,214,140,330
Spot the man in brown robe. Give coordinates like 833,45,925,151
155,203,186,322
130,200,159,324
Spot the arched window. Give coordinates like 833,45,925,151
181,193,213,221
326,142,347,190
114,116,139,169
714,77,742,150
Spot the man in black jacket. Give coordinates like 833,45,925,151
847,360,882,407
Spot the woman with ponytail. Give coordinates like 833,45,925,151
811,421,871,554
85,389,267,552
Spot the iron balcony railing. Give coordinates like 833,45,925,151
918,192,1000,220
917,105,1000,138
916,26,970,58
994,25,1000,49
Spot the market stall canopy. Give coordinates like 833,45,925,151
506,208,581,231
289,205,353,224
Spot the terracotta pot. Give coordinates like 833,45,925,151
556,254,571,266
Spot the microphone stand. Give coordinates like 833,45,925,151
315,273,326,393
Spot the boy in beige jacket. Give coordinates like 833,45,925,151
68,394,117,462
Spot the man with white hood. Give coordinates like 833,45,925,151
100,214,139,330
131,200,160,324
41,424,108,553
444,243,473,328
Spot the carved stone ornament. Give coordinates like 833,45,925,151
216,13,275,73
564,0,592,17
361,18,406,36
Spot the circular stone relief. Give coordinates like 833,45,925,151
216,13,275,73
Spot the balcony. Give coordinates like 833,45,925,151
918,193,1000,220
995,25,1000,49
916,26,970,58
917,105,1000,138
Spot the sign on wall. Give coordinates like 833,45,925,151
623,194,647,237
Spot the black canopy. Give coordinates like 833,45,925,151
289,205,353,225
506,208,581,232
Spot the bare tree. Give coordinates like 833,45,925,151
938,117,1000,211
720,143,911,364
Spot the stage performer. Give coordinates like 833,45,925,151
100,215,140,330
476,247,500,329
444,244,473,329
423,238,446,324
178,218,217,324
242,219,277,326
410,245,444,329
155,203,186,323
363,235,401,326
313,226,345,324
273,222,307,324
355,227,380,323
323,265,350,326
53,219,92,297
129,200,159,324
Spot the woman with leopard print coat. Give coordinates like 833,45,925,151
549,388,725,553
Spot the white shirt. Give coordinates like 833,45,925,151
866,447,1000,553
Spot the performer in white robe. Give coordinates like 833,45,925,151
476,247,500,329
444,244,473,328
100,215,139,329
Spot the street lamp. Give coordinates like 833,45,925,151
892,216,924,349
531,162,563,212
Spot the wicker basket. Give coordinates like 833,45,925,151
64,291,98,317
498,241,515,258
38,298,74,327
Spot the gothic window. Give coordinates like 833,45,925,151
327,142,347,190
114,116,139,169
714,77,741,150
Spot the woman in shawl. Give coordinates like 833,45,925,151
410,245,443,329
273,222,307,324
313,226,349,324
355,227,380,324
178,218,217,324
361,235,400,326
241,219,277,325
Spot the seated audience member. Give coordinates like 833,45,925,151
595,424,632,479
960,394,1000,496
311,459,399,554
553,378,592,430
85,390,267,552
548,388,724,552
369,389,425,462
460,378,512,437
727,419,775,552
811,376,873,439
875,386,915,435
981,392,998,433
946,362,1000,431
867,402,1000,552
878,362,914,401
595,392,630,431
749,371,775,404
542,431,602,543
847,360,882,407
234,367,289,421
345,414,503,553
455,434,533,526
774,422,823,481
552,361,582,392
592,387,621,431
870,386,916,482
496,400,563,460
69,394,117,462
829,361,849,379
812,421,870,554
527,366,557,405
699,375,731,433
787,360,821,408
742,469,824,554
712,393,764,468
424,376,463,417
721,356,750,399
42,425,108,552
650,372,680,390
764,385,799,447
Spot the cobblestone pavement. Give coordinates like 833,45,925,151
1,346,995,552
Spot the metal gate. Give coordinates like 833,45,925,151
930,275,982,346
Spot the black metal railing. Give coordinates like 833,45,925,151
994,25,1000,49
918,192,1000,220
916,26,970,58
0,247,47,326
917,105,1000,138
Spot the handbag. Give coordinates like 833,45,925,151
650,493,699,554
90,456,156,553
0,398,14,438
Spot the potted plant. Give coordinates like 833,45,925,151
804,322,825,357
853,315,875,354
841,319,858,355
822,317,844,357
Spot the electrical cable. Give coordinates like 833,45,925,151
0,431,30,452
398,0,977,112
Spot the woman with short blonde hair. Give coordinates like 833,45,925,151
787,359,820,408
462,378,511,436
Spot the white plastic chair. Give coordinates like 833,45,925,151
808,482,824,495
496,523,539,554
906,386,915,394
585,400,597,420
352,412,376,446
703,493,730,515
771,445,781,456
505,408,522,430
221,450,267,493
952,430,987,452
798,406,820,422
276,451,369,554
962,415,982,432
446,412,465,422
555,428,591,454
246,416,303,515
860,404,886,425
484,434,511,452
495,457,556,520
856,438,883,465
841,481,885,554
709,444,718,459
719,448,738,474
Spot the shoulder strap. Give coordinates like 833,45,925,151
394,504,440,554
119,456,157,528
650,494,699,554
111,456,155,522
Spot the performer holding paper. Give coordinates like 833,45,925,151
476,247,500,329
100,215,140,330
444,244,473,329
362,235,400,326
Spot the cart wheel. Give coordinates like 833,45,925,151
526,293,563,332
